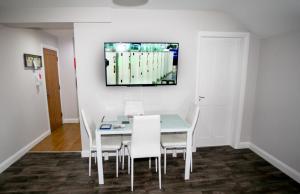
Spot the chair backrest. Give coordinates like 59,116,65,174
131,115,161,158
124,101,144,116
81,110,93,148
185,103,200,134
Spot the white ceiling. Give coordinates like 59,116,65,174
1,0,300,37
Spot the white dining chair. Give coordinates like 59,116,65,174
127,115,162,191
122,101,144,170
161,103,200,174
81,110,122,177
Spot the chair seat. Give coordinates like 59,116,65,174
161,133,187,147
127,142,160,158
122,135,131,145
92,136,122,151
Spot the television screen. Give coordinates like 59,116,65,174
105,42,179,86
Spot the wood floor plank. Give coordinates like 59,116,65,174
30,123,81,152
1,146,299,193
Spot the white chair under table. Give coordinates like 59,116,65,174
161,103,200,174
127,115,162,191
81,110,122,177
121,101,144,170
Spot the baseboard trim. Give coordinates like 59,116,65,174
81,150,109,160
0,130,51,173
63,118,79,123
249,143,300,184
237,141,250,149
81,150,89,158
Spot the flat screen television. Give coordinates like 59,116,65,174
104,42,179,86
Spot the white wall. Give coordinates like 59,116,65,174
46,29,79,123
252,32,300,173
240,35,260,142
0,25,58,170
74,9,251,153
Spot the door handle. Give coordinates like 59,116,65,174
199,96,205,101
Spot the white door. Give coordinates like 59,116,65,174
194,34,247,147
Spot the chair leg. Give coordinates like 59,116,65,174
155,158,157,173
183,149,186,160
116,150,119,178
88,149,91,176
149,158,151,169
158,156,162,189
94,152,97,164
190,151,193,173
164,147,167,174
122,145,125,170
119,147,122,163
131,158,134,191
128,153,130,174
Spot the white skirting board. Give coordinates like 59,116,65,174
81,150,110,160
0,130,51,173
238,141,300,184
63,118,79,123
237,141,250,149
81,150,90,158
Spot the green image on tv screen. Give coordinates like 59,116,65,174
104,42,179,86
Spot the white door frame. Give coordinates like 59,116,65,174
195,31,250,149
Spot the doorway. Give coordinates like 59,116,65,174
32,45,81,152
32,43,81,152
43,48,63,131
194,32,249,148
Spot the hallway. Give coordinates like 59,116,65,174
31,123,81,152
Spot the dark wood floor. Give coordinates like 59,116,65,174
0,146,299,194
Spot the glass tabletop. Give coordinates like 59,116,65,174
98,114,190,134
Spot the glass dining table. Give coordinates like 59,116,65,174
95,114,192,184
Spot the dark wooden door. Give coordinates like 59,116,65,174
43,48,62,131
